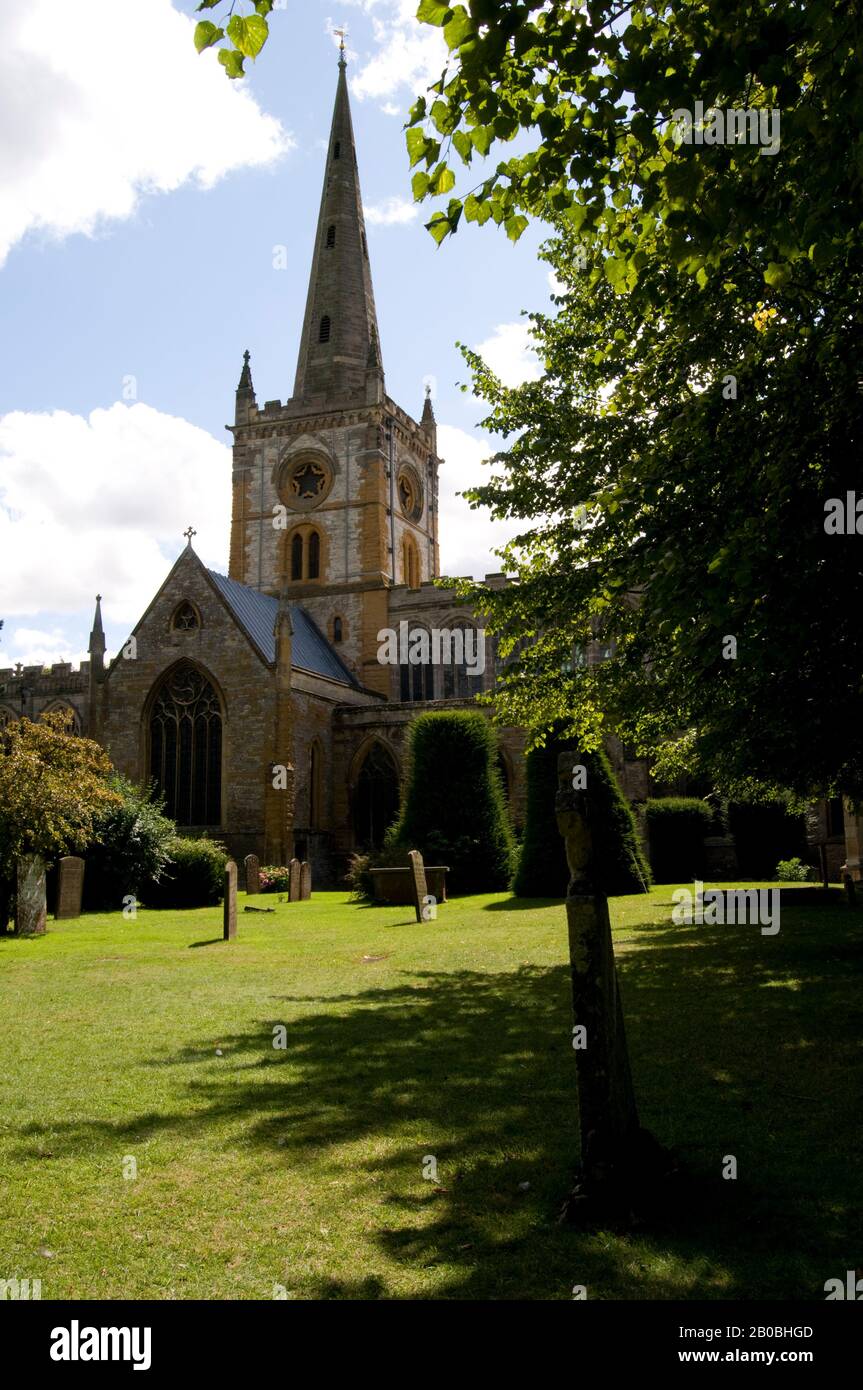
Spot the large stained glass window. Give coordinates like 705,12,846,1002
149,663,222,826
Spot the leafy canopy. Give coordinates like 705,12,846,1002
0,713,121,864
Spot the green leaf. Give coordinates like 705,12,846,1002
470,125,493,157
218,47,246,79
452,129,473,162
505,214,528,242
416,0,451,26
194,21,224,54
425,212,451,245
429,163,456,195
444,6,473,49
764,260,791,289
412,170,431,199
226,13,268,60
406,128,429,168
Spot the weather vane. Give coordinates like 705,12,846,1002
334,26,348,56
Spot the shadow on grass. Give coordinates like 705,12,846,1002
13,904,863,1299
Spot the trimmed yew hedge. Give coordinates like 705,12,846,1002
644,797,714,883
384,710,514,894
513,738,650,897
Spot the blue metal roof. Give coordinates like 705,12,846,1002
206,570,359,688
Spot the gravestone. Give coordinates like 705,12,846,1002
16,855,47,937
223,860,237,940
407,850,427,924
289,858,301,902
244,853,261,896
56,855,85,920
300,861,311,900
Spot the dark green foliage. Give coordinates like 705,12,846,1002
514,739,650,897
728,801,808,880
384,711,515,894
83,776,174,911
142,836,228,909
644,797,714,883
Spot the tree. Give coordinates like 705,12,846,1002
82,776,175,911
385,710,515,893
453,224,863,798
0,714,120,933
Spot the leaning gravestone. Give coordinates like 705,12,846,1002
300,861,311,900
56,855,85,920
16,855,47,937
244,853,260,896
407,850,427,924
289,858,301,902
223,860,237,940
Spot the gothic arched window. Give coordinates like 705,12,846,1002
291,532,304,581
326,224,336,248
319,315,331,343
333,616,343,643
399,626,434,702
402,534,420,589
171,601,199,632
353,742,399,851
149,663,222,826
308,530,321,579
42,702,81,734
309,740,323,829
444,623,483,700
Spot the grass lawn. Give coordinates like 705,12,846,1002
0,884,860,1301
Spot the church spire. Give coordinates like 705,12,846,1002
88,595,105,673
291,52,383,406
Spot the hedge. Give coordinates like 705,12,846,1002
141,836,228,909
384,710,515,894
513,738,650,897
644,797,714,882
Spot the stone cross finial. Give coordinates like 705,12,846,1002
183,526,197,545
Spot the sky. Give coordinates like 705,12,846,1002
0,0,553,669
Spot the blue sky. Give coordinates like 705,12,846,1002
0,0,552,670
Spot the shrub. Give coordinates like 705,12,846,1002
82,776,175,911
728,800,808,879
384,710,515,894
345,852,373,902
259,866,291,893
644,797,714,882
776,856,813,882
514,738,650,897
141,836,228,909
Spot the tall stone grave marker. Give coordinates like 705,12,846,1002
300,861,312,900
16,855,47,937
223,860,237,940
244,854,261,896
407,850,427,924
56,856,85,920
289,858,301,902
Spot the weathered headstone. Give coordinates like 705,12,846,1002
289,858,301,902
16,855,47,937
56,855,85,920
244,853,260,896
407,850,427,924
300,861,312,900
223,860,237,940
555,752,668,1222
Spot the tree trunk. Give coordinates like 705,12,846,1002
556,754,672,1224
15,855,47,937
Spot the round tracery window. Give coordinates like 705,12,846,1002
278,453,333,511
398,466,423,520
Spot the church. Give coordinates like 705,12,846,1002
0,53,532,885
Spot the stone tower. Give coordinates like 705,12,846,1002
227,48,442,696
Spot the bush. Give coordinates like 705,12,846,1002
82,776,175,911
728,800,807,879
384,710,515,894
514,738,650,897
141,836,228,909
259,865,291,893
776,856,813,882
345,852,373,902
644,797,714,882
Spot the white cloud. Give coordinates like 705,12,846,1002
473,321,541,388
0,402,231,636
0,0,292,267
436,424,522,580
4,628,87,669
365,195,418,226
326,1,447,105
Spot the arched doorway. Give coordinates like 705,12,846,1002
148,662,223,826
352,741,400,852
